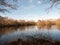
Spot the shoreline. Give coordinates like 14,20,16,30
1,38,60,45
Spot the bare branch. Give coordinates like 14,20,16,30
0,0,18,12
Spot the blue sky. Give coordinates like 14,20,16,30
0,0,60,21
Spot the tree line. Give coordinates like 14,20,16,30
0,16,36,27
36,18,60,28
0,16,60,27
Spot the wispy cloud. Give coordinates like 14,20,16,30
28,0,33,2
1,0,60,20
37,0,41,4
23,5,36,9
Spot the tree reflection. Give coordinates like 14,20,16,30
18,26,26,31
37,25,42,29
37,25,52,30
45,25,52,30
56,25,60,30
0,27,18,35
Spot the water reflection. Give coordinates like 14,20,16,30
0,26,35,36
36,25,52,30
37,25,43,29
0,26,60,45
45,25,52,30
18,26,26,31
0,27,18,36
56,25,60,30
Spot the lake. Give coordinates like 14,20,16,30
0,25,60,45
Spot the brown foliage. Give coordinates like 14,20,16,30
56,18,60,26
0,16,36,27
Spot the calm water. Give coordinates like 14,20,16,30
0,25,60,44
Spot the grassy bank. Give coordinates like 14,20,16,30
4,38,60,45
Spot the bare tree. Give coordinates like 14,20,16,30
48,0,60,9
0,0,60,13
0,0,18,13
40,0,60,13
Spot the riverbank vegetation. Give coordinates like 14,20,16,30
0,16,36,27
0,16,60,27
4,38,60,45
